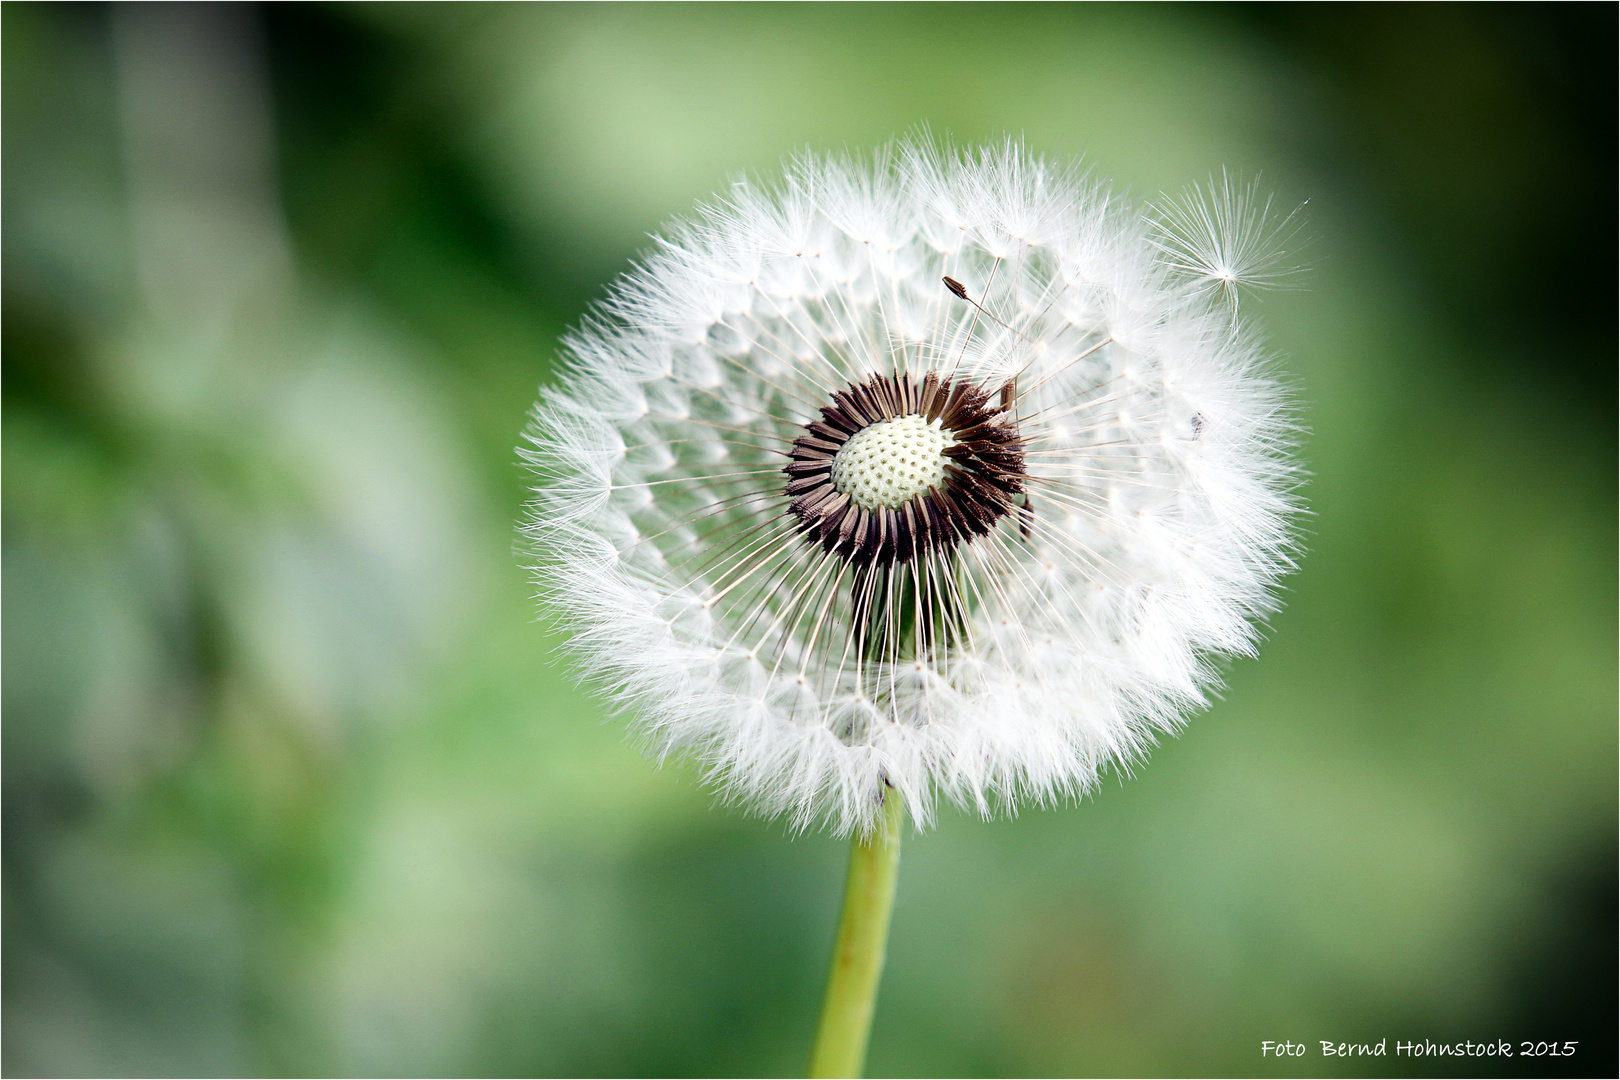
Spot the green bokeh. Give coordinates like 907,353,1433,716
4,4,1614,1077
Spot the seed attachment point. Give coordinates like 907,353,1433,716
785,370,1027,569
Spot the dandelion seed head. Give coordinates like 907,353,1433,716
523,139,1302,836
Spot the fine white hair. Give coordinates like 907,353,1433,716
523,139,1301,837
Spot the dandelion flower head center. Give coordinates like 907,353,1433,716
831,414,952,512
785,370,1028,569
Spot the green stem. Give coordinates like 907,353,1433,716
807,789,904,1079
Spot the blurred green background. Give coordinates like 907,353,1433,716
4,3,1614,1077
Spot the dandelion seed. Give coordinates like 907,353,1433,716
1149,166,1306,317
523,140,1301,838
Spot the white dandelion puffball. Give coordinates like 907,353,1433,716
524,141,1299,836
